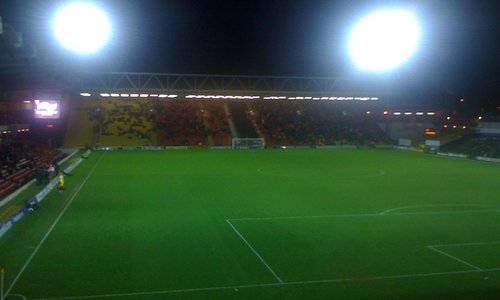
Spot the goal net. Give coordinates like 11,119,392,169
231,138,265,149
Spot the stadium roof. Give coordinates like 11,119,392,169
0,0,498,108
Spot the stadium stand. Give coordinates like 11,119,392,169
59,99,393,147
440,134,500,158
156,100,208,146
200,101,232,146
0,136,60,201
1,93,488,151
249,101,391,146
227,101,259,139
63,99,99,147
90,99,157,147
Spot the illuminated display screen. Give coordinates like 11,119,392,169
34,100,60,119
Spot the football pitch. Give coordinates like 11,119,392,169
1,149,499,299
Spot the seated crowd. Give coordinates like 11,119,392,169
0,135,60,200
249,101,391,146
74,98,391,148
156,100,391,148
201,102,231,146
155,100,232,146
156,100,208,146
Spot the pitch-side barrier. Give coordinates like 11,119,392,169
0,150,90,240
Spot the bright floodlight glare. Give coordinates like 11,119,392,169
53,3,111,54
348,9,421,71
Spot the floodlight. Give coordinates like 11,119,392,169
348,9,421,71
53,3,111,54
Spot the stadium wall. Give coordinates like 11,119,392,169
396,147,500,163
476,122,500,135
384,121,436,140
0,150,79,208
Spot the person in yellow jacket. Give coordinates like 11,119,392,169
58,173,65,192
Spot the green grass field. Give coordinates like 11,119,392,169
1,149,499,299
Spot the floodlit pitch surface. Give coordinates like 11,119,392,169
1,149,499,299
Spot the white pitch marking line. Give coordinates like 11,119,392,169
229,213,377,221
34,282,281,300
228,208,500,222
225,219,283,284
32,267,500,300
379,203,500,215
427,245,482,271
431,240,500,248
5,153,105,298
255,168,386,180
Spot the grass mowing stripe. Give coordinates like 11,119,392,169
5,153,105,298
32,267,500,300
426,246,482,271
225,219,283,284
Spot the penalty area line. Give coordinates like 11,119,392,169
228,208,500,222
225,219,283,284
427,245,482,271
5,153,106,298
430,240,500,248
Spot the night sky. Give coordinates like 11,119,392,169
1,0,499,106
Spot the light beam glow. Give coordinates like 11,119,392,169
53,3,111,54
348,9,421,71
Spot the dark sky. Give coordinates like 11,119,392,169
1,0,499,105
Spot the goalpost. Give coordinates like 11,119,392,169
231,138,265,149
